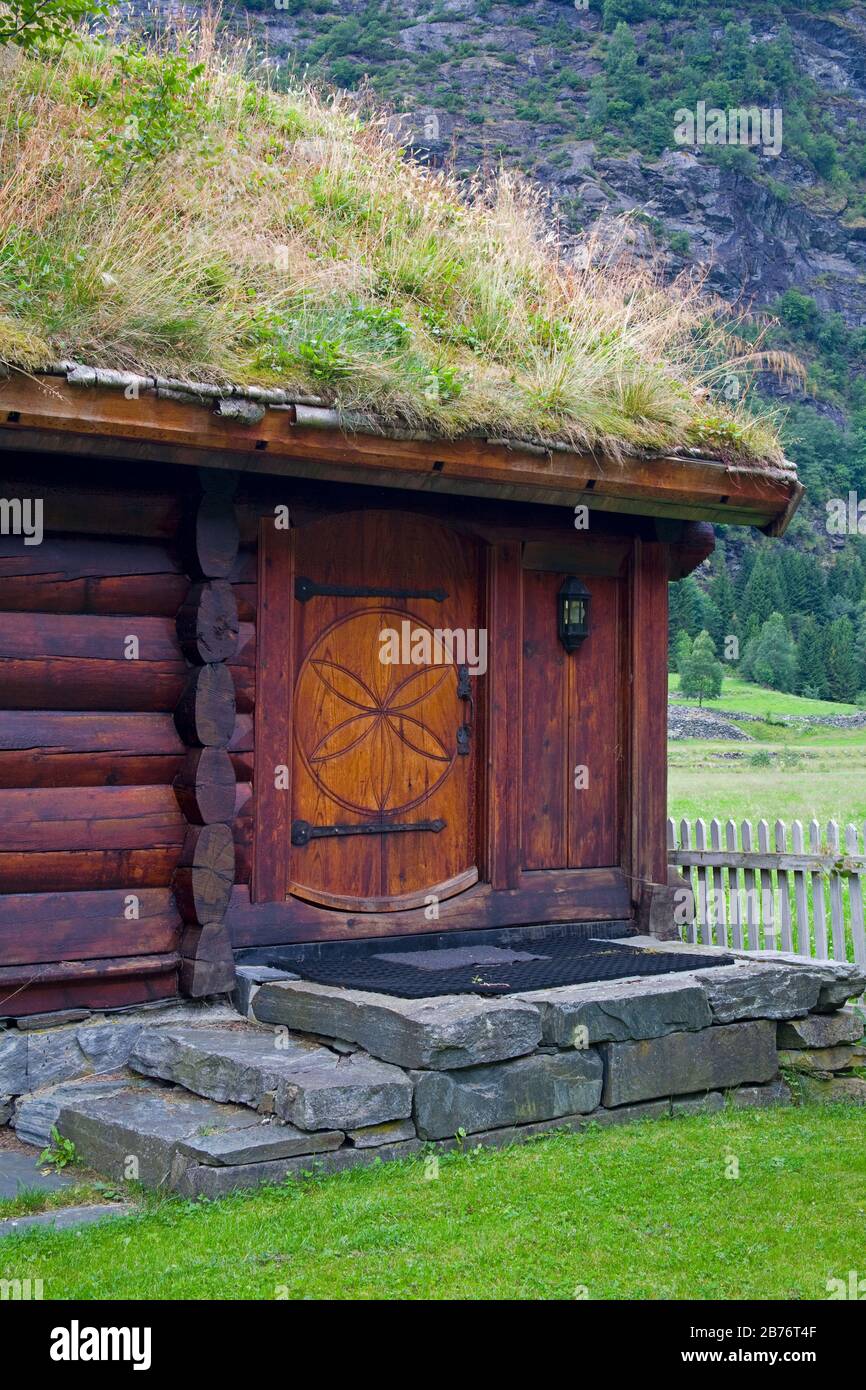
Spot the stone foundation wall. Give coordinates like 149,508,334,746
2,947,864,1192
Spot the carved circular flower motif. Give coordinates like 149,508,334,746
294,608,458,816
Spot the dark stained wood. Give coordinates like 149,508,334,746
628,540,670,909
0,610,183,660
0,848,179,893
174,662,237,746
522,538,630,576
0,609,252,666
521,570,568,870
0,951,179,987
568,576,623,868
227,868,631,946
0,888,181,966
521,571,624,871
176,580,239,664
0,375,802,531
173,747,236,825
0,785,185,852
233,781,253,885
667,521,716,579
0,967,178,1018
252,520,293,902
180,493,240,580
0,657,188,711
485,543,522,889
179,922,235,996
0,750,184,788
0,535,183,580
0,571,189,615
172,822,235,925
0,461,181,539
0,536,187,614
0,710,251,787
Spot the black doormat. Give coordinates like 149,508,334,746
286,939,733,998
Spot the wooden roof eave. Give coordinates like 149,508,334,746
0,372,803,533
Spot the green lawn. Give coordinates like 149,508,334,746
669,674,861,718
3,1108,864,1300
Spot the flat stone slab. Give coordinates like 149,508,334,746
232,965,299,1018
252,980,541,1069
778,1046,858,1074
347,1118,417,1149
0,1149,76,1198
433,1099,672,1152
57,1086,343,1187
0,1203,133,1239
726,951,866,1011
131,1025,412,1130
601,1020,778,1107
413,1049,603,1140
130,1024,325,1103
798,1074,866,1104
731,1080,792,1109
671,1091,724,1115
778,1011,864,1048
513,975,711,1046
0,1032,28,1094
13,1079,142,1148
274,1053,412,1130
174,1138,423,1198
615,938,866,1012
685,962,821,1023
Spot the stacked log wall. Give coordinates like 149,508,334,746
0,456,256,1018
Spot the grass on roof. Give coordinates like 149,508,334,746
0,17,790,465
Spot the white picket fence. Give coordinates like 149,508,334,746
667,817,866,970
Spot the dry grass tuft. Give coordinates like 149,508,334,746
0,19,790,466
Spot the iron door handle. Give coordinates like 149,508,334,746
456,664,474,756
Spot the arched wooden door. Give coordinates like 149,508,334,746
289,511,480,911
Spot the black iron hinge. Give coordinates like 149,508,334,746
291,817,446,847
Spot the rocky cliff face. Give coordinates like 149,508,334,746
211,0,866,328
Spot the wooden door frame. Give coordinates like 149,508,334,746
242,507,660,942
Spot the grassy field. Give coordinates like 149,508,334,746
668,675,866,826
669,674,861,718
668,735,866,825
1,1107,864,1300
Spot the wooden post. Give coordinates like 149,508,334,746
172,472,240,996
630,539,672,937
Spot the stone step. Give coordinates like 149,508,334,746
54,1082,420,1198
251,980,542,1069
129,1023,413,1130
13,1077,151,1148
56,1084,346,1188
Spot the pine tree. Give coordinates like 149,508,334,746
823,616,860,702
741,551,786,628
681,629,723,706
709,567,735,641
668,575,702,640
795,616,828,698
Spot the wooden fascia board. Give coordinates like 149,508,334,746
0,373,802,531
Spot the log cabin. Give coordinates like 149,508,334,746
0,35,803,1019
0,366,802,1017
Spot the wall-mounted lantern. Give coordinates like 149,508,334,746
557,576,591,652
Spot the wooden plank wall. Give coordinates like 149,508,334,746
521,573,623,871
0,456,256,1017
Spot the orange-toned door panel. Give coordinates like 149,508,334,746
289,511,479,911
